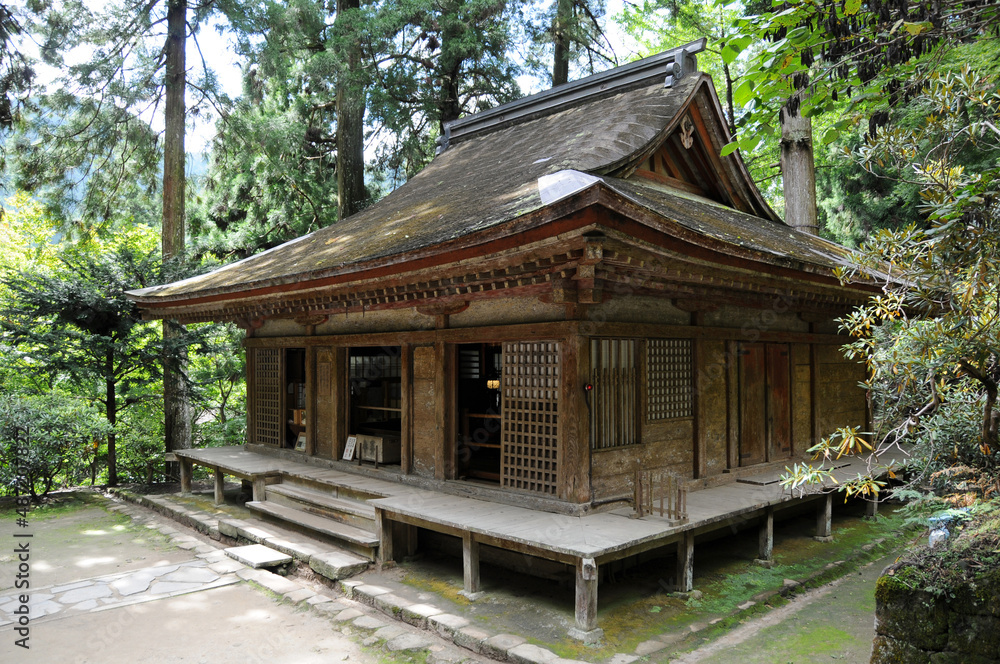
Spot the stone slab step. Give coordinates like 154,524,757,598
225,544,293,569
246,500,379,550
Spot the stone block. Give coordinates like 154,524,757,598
353,615,388,630
225,544,293,569
507,643,559,664
481,634,527,660
429,613,470,639
373,592,410,617
310,551,369,581
387,633,433,652
401,603,443,628
454,626,492,653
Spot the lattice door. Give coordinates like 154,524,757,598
501,341,560,495
253,348,282,446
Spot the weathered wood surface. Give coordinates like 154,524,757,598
175,445,883,565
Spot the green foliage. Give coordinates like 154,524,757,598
785,69,1000,499
0,2,34,135
519,0,617,85
0,391,112,501
0,224,164,485
722,0,1000,145
189,322,246,448
363,0,525,176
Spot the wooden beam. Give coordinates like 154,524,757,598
462,531,481,595
244,320,847,351
865,500,878,518
676,531,694,592
574,557,599,632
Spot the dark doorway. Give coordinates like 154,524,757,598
456,343,503,483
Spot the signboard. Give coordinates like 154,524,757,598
342,435,357,461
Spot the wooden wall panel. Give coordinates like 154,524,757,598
411,345,437,477
314,347,334,458
791,343,812,454
816,348,867,444
697,340,729,477
739,343,767,466
766,344,792,459
590,420,693,500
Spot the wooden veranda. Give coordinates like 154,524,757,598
175,445,886,638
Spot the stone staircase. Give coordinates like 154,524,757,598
247,475,381,561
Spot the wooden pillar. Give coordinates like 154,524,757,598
305,345,316,456
865,499,878,518
560,333,590,502
574,557,599,632
213,468,225,505
376,508,394,564
179,457,193,494
401,343,413,475
815,493,833,540
252,475,266,502
676,532,694,592
332,347,348,458
692,336,706,478
433,340,453,480
726,340,740,470
810,344,822,448
758,507,774,561
462,532,480,595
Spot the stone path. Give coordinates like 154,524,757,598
0,495,487,664
0,558,239,624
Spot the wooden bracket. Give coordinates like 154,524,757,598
416,301,470,317
235,316,266,331
293,313,328,335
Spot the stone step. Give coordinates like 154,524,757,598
265,483,376,531
246,500,379,560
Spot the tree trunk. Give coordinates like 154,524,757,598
552,0,573,86
163,0,191,475
336,0,366,220
106,348,118,486
780,100,818,235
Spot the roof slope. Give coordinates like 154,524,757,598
129,50,851,312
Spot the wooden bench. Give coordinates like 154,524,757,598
174,448,283,505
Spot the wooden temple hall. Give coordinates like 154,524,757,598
128,40,877,639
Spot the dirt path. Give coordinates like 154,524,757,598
668,551,901,664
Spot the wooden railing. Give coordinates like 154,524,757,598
634,468,689,522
